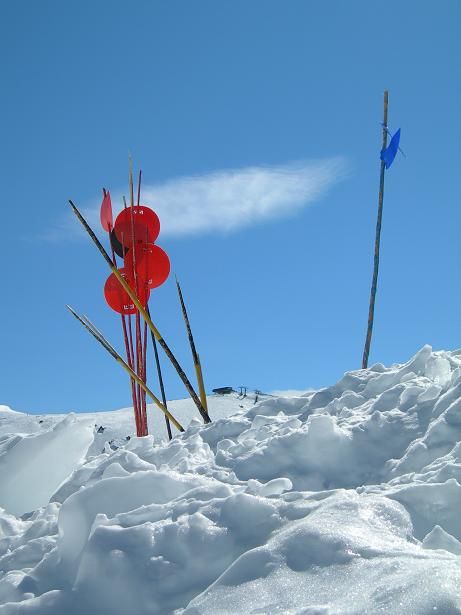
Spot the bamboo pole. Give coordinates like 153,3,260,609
66,306,185,432
175,277,209,419
362,90,389,369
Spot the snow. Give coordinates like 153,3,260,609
0,415,94,516
0,346,460,613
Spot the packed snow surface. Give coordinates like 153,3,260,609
1,346,461,613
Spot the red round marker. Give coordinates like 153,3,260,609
113,206,160,249
104,267,150,315
124,243,170,289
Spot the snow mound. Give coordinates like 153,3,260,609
0,346,460,613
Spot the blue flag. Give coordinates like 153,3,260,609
380,128,401,169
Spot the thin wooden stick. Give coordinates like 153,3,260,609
129,155,134,207
137,169,142,206
362,90,389,369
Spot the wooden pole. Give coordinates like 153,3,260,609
362,90,389,369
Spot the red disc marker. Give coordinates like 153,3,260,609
125,243,170,289
104,267,150,315
113,206,160,249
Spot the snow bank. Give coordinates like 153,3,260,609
0,346,460,613
0,415,93,516
185,492,460,615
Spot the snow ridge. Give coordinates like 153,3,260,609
0,346,460,613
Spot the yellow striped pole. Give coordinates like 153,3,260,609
176,277,209,419
66,305,185,432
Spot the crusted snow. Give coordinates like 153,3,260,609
0,346,460,614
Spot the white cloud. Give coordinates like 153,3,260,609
49,158,347,241
140,158,346,237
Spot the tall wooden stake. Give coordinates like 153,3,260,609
362,90,389,369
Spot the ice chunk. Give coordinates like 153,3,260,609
0,415,93,516
57,469,214,575
426,355,452,386
259,478,293,497
422,525,461,555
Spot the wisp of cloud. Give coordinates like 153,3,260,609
48,158,346,242
139,158,346,237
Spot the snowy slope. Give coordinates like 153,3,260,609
0,393,257,444
0,346,461,614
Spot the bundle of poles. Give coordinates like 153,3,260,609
68,165,211,439
105,179,149,437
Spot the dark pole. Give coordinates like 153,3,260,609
362,90,389,369
147,306,173,440
175,277,210,422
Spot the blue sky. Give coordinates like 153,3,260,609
1,0,460,414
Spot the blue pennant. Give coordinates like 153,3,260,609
380,128,401,169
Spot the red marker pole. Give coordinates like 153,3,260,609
101,189,141,435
